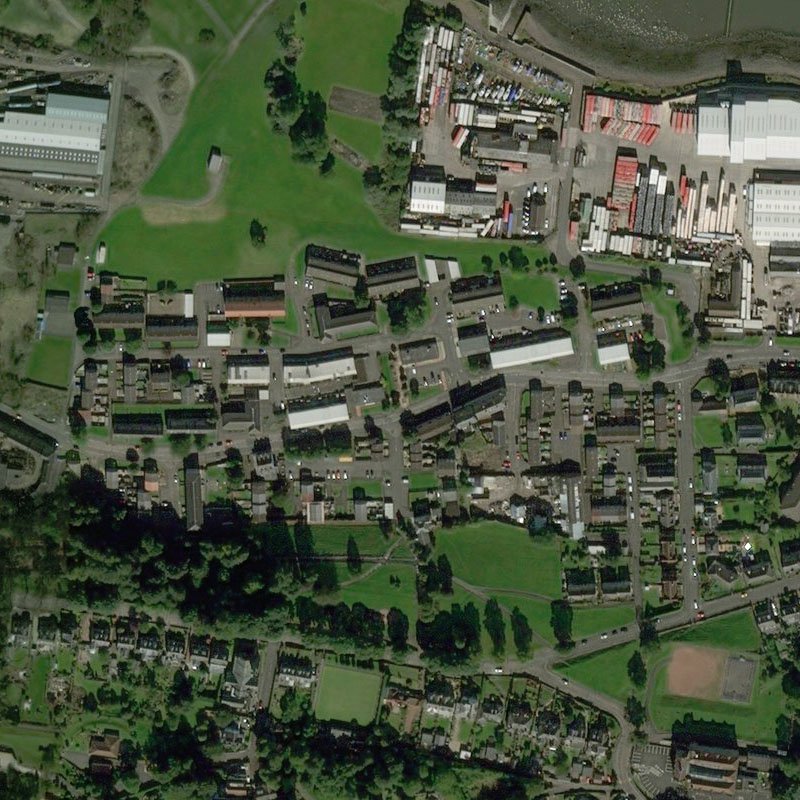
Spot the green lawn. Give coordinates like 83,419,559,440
295,0,405,97
492,593,555,645
555,641,639,704
501,271,557,310
145,1,225,78
26,336,73,388
208,0,262,30
314,663,383,725
663,609,761,652
644,286,693,364
340,563,418,620
409,472,438,492
435,523,562,598
328,112,384,163
572,604,636,640
351,480,383,499
310,524,390,556
722,498,756,524
0,0,78,45
649,645,782,745
693,416,728,449
0,725,59,768
96,0,550,287
44,268,82,310
22,656,51,723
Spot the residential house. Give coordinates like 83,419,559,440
735,412,766,446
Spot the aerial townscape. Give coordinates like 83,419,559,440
4,1,800,800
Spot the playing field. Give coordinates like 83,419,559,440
666,644,726,700
435,523,562,598
26,336,73,388
314,663,383,725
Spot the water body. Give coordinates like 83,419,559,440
533,0,800,50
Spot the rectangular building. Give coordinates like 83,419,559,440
365,256,420,298
409,164,447,215
450,271,504,316
283,347,357,386
287,398,350,430
305,244,362,287
489,329,574,370
222,278,286,318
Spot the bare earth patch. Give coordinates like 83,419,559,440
329,86,383,123
667,645,726,700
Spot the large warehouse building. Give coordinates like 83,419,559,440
746,169,800,245
697,87,800,164
0,87,111,180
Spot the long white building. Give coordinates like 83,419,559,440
0,87,110,179
746,169,800,245
489,331,574,370
288,400,350,431
283,347,357,386
697,89,800,164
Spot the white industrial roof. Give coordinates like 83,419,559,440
46,92,109,124
597,341,630,366
423,257,439,284
227,364,270,385
698,93,800,163
288,402,350,430
749,178,800,244
283,355,356,385
489,335,574,369
0,111,102,151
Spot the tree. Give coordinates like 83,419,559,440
483,598,505,655
198,27,215,43
550,600,573,647
721,421,733,446
707,357,730,394
314,561,338,593
409,377,420,396
569,255,586,278
289,90,328,162
627,650,647,687
319,151,335,175
641,313,654,335
481,254,493,273
510,606,533,656
249,218,267,247
537,306,545,322
560,290,578,319
346,535,362,573
652,789,690,800
507,245,529,270
387,607,409,650
354,274,368,306
639,620,659,648
436,554,453,593
509,294,519,309
648,265,662,286
625,695,646,728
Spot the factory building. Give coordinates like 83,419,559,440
0,86,110,181
746,169,800,245
409,164,447,214
697,87,800,163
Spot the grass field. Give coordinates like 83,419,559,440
340,563,418,620
663,609,761,652
492,593,555,644
501,271,558,310
693,416,728,449
644,287,692,364
26,336,73,388
409,472,438,492
97,0,550,287
0,724,59,768
572,604,636,640
145,1,225,78
295,0,404,97
556,641,639,703
208,0,262,31
310,524,390,556
435,523,562,598
0,0,78,45
649,660,783,745
722,498,756,524
328,112,384,163
314,663,383,725
22,656,51,723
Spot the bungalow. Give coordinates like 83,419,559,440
737,453,767,484
735,412,766,446
729,372,760,410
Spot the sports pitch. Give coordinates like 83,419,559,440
666,645,757,705
313,663,383,726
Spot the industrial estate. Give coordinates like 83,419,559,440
3,2,800,800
